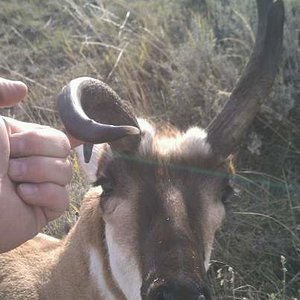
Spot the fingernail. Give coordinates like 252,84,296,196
9,160,25,177
19,184,38,197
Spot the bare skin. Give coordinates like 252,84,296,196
0,77,72,253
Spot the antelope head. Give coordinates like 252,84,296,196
57,0,284,299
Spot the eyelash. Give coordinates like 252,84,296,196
93,169,114,187
93,178,102,187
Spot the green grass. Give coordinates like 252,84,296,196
0,0,299,299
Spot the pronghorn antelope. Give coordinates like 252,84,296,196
0,0,284,299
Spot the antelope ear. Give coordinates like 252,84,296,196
75,144,103,183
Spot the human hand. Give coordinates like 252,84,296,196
0,78,72,253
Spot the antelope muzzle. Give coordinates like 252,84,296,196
142,277,210,300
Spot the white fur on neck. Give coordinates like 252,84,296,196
204,247,212,271
89,247,117,300
75,144,103,182
105,224,142,300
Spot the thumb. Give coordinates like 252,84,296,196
0,78,28,107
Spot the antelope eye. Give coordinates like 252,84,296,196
221,184,234,204
94,176,115,198
101,178,114,197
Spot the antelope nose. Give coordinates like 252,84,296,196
149,282,207,300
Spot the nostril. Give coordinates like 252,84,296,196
143,277,210,300
151,285,207,300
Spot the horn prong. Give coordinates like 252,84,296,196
83,143,94,163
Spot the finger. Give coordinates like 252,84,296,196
9,128,71,158
3,116,46,134
4,115,83,150
0,78,27,107
17,183,70,222
9,157,73,186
